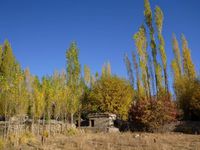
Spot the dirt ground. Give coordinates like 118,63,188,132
18,132,200,150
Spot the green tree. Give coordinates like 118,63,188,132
66,42,82,124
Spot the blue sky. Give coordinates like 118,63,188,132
0,0,199,83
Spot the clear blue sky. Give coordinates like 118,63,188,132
0,0,199,81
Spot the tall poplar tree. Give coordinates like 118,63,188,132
155,6,169,93
66,42,82,124
0,40,16,78
172,34,182,76
84,65,91,86
181,35,196,79
124,54,134,87
144,0,160,93
132,51,143,97
134,26,149,98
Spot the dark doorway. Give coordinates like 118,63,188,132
91,120,94,127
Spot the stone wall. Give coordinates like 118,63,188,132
0,120,69,136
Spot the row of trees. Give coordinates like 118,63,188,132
0,41,82,126
0,40,133,128
0,0,199,134
124,0,200,131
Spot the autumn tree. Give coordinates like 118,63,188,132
155,6,169,93
32,76,45,123
24,68,34,118
172,35,198,120
89,76,134,119
181,35,196,79
0,40,16,78
102,61,111,77
84,65,91,86
144,0,161,93
132,51,143,97
172,34,182,76
134,25,150,99
66,42,82,124
124,54,134,87
128,0,177,131
0,40,21,120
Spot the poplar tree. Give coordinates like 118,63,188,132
84,65,91,86
134,26,149,98
102,62,111,77
0,40,18,120
171,59,182,97
13,63,28,119
24,68,34,118
132,51,143,97
172,35,183,97
155,6,168,93
181,35,196,79
172,34,182,76
33,76,45,123
59,70,70,122
0,40,16,78
124,54,134,87
144,0,160,93
171,35,198,120
107,62,111,76
66,42,82,124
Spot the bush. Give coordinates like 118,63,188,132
129,94,177,132
65,127,78,136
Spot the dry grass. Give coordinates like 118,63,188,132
19,131,200,150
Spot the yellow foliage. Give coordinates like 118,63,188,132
89,76,134,119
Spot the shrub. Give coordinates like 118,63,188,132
129,94,177,132
65,127,78,136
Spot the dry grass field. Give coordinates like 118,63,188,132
17,132,200,150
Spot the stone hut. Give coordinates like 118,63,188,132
87,113,118,132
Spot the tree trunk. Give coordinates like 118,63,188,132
70,113,74,125
37,119,40,135
31,116,34,134
78,111,81,127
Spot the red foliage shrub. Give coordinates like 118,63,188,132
129,95,177,132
